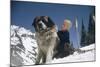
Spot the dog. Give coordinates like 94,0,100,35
32,16,59,64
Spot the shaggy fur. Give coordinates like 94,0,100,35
32,16,59,64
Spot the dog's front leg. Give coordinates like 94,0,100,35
35,48,42,65
41,53,46,64
46,47,53,64
46,36,58,64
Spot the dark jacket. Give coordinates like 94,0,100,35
57,30,70,52
54,30,74,58
58,30,70,43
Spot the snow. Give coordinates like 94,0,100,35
22,37,37,53
10,25,37,66
80,44,95,50
51,44,95,64
10,25,95,66
11,37,20,45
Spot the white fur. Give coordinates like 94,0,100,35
35,30,59,64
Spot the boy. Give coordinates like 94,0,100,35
55,19,74,58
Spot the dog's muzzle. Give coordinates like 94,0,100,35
38,21,47,31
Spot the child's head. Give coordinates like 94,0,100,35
61,19,72,31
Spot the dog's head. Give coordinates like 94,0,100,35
32,16,55,32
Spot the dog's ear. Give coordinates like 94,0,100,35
32,16,40,26
48,17,55,27
32,17,38,31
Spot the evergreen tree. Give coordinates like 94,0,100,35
80,19,87,47
87,11,95,44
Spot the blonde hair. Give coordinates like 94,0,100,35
64,19,72,30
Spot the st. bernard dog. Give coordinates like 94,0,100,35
32,16,59,64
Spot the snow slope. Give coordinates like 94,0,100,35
10,25,95,67
51,44,95,64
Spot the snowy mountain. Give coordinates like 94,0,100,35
10,25,95,67
10,25,38,66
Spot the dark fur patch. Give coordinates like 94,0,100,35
32,16,55,32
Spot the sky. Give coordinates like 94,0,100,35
11,1,95,48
